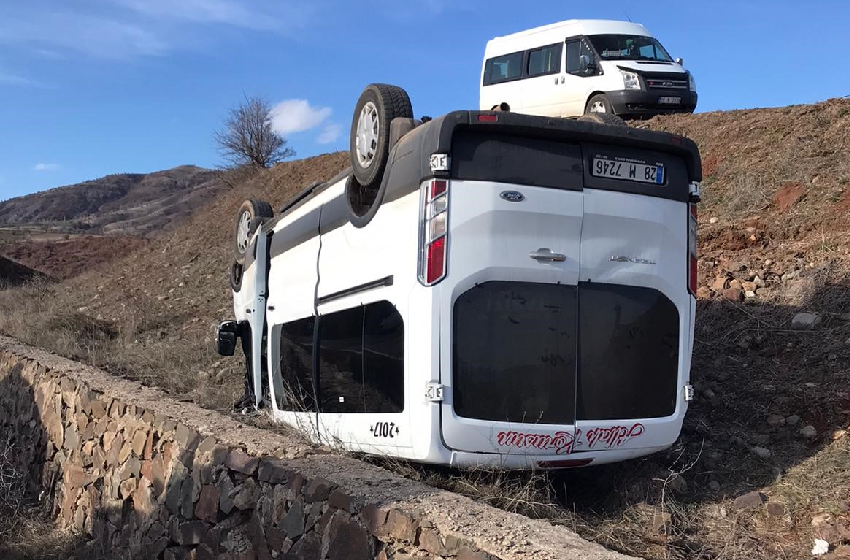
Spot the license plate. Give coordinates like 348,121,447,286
658,96,681,105
592,158,664,185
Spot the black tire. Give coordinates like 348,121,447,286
585,94,615,116
233,199,273,264
578,112,628,128
345,174,388,228
349,84,413,187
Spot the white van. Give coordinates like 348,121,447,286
217,84,702,470
480,19,697,118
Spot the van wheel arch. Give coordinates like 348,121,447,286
585,92,614,115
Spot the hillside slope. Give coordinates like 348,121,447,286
1,99,850,559
0,256,44,287
0,165,221,237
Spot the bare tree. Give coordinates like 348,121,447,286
214,95,295,169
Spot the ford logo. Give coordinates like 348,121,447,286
663,81,673,87
500,190,525,202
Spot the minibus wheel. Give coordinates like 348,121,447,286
233,199,273,264
579,112,628,127
350,84,413,187
585,94,615,116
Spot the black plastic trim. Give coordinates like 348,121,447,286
317,276,394,306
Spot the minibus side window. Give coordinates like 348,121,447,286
527,43,562,77
317,301,404,414
483,51,524,85
279,317,317,412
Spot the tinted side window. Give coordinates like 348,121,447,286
528,43,562,76
316,301,404,413
363,301,404,413
484,51,524,85
317,307,364,413
453,282,577,424
279,317,316,412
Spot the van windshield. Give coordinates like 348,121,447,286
587,34,673,62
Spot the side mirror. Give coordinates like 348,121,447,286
675,57,684,66
216,320,239,356
579,54,597,75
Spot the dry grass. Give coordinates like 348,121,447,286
0,279,242,411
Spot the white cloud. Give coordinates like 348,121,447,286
33,163,60,172
270,99,332,136
0,13,168,59
114,0,282,30
0,72,36,87
317,123,343,145
0,1,315,60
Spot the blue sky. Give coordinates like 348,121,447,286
1,0,848,200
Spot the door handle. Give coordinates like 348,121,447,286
529,248,566,262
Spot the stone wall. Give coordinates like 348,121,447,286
0,336,634,560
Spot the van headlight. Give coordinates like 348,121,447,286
688,72,697,92
620,70,641,90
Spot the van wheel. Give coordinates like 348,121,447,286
585,94,614,115
579,112,628,128
233,199,273,264
350,84,413,187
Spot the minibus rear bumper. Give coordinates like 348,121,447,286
608,89,698,116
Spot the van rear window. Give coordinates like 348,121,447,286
577,283,679,420
452,131,583,191
453,282,577,424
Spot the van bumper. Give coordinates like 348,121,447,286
607,89,698,117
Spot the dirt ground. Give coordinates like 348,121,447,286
1,99,849,559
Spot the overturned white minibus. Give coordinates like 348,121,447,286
217,84,702,469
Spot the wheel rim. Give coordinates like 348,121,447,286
355,101,379,168
236,210,251,254
590,101,607,113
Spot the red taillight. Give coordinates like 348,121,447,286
688,203,698,295
426,237,446,284
419,179,449,286
477,114,499,122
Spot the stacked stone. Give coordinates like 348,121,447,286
0,352,501,560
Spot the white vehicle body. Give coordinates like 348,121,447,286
480,19,698,118
228,110,702,470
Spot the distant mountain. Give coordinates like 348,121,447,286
0,166,224,236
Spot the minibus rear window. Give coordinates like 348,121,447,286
453,282,577,424
577,283,679,420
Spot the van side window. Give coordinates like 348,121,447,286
317,301,404,413
527,43,562,77
279,316,317,412
483,51,523,85
565,39,595,76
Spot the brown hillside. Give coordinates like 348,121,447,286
1,100,850,559
0,165,222,237
0,236,149,280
